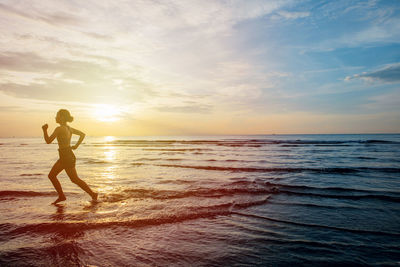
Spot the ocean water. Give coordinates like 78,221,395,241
0,134,399,266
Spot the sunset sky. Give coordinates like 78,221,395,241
0,0,399,136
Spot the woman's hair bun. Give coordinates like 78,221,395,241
58,109,74,123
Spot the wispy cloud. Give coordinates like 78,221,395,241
156,103,212,114
0,2,81,26
297,1,400,52
276,11,310,19
345,63,400,83
0,51,157,103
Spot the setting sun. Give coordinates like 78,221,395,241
92,105,122,122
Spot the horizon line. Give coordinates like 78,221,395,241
1,132,400,138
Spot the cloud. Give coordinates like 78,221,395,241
277,11,310,19
0,51,118,83
156,103,212,114
342,19,400,47
0,105,24,112
0,51,157,103
0,2,81,26
0,0,294,111
297,1,400,52
82,32,114,41
345,63,400,83
15,34,89,50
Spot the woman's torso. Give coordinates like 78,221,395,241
57,125,72,149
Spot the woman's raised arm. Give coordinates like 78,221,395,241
42,124,58,144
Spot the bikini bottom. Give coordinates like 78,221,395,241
57,147,76,169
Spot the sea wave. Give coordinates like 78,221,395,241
85,159,111,164
0,190,56,198
232,212,400,237
0,190,82,200
3,198,270,237
143,148,212,151
156,164,400,174
2,179,399,204
133,157,183,161
277,190,400,202
89,139,400,147
263,181,400,195
102,187,272,202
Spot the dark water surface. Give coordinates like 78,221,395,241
0,134,399,266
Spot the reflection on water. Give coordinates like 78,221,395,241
103,147,116,162
82,200,100,213
51,204,66,221
99,165,118,197
102,166,116,181
101,146,117,194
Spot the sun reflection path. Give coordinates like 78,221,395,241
99,165,117,195
104,149,116,162
99,143,118,196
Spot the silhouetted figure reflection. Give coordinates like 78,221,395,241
42,109,98,204
52,203,66,221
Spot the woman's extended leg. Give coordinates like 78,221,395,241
48,161,66,204
65,167,97,200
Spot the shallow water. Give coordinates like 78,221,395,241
0,134,400,266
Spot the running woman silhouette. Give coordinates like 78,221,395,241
42,109,98,204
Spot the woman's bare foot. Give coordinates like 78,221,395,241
52,196,66,204
91,192,98,201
